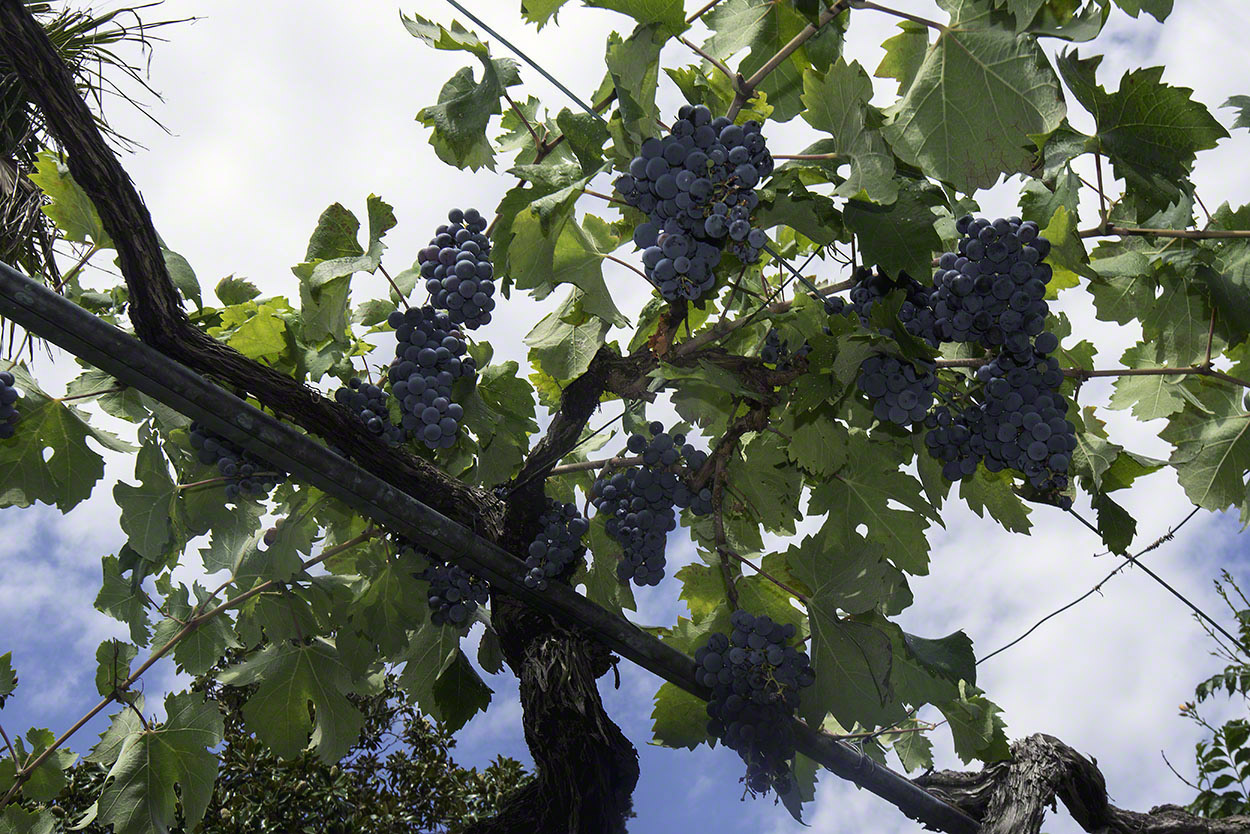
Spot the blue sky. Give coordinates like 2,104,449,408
3,1,1250,832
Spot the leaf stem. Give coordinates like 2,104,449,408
0,723,20,771
686,0,726,23
377,264,410,310
1078,224,1250,240
55,386,125,403
677,35,736,87
846,0,945,30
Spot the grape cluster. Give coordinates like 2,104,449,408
923,332,1076,506
523,499,590,590
334,377,404,445
188,422,285,502
856,354,938,425
931,216,1053,350
696,610,815,796
0,371,20,440
825,266,938,346
394,537,490,628
590,422,713,586
760,328,811,369
614,104,774,302
387,306,476,450
417,208,496,330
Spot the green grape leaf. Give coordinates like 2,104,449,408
0,805,56,834
726,431,803,535
214,275,260,306
346,563,427,657
875,21,929,97
1141,270,1214,366
650,682,709,749
0,652,15,706
1224,96,1250,132
675,562,723,623
1108,0,1171,23
1057,51,1228,213
808,435,937,575
521,0,571,29
786,519,898,615
783,410,849,479
216,637,364,763
93,640,138,699
1108,342,1188,420
113,435,177,562
583,518,637,614
27,150,111,248
891,726,935,773
937,682,1011,763
959,467,1033,533
555,108,611,176
606,23,666,150
463,359,539,487
162,249,201,310
431,650,493,732
396,621,489,732
584,0,687,35
0,728,76,803
85,697,145,767
1159,384,1250,515
151,583,240,676
844,180,943,284
802,608,900,730
405,14,522,170
1071,406,1121,491
0,366,132,512
1091,490,1135,554
93,556,151,647
95,691,224,834
882,1,1066,192
702,0,845,122
800,60,897,203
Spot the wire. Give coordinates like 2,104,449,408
979,506,1209,665
441,0,606,124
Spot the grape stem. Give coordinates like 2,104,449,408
935,357,1250,390
0,527,379,808
686,0,726,23
55,386,125,403
377,264,411,310
846,0,945,30
677,35,737,87
503,87,546,151
0,724,19,773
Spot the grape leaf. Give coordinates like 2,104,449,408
85,698,145,767
113,435,176,562
215,275,260,306
874,21,928,97
801,606,900,730
800,60,896,203
650,682,710,750
346,563,427,657
959,467,1033,533
1057,51,1228,213
27,150,111,248
151,583,240,676
937,682,1011,763
584,0,687,35
216,637,364,763
786,519,898,615
1109,342,1188,420
675,562,723,623
0,728,76,803
431,651,493,732
0,365,132,512
843,180,943,284
95,691,224,834
0,805,55,834
93,556,151,647
1109,0,1172,22
882,0,1066,191
93,640,138,699
0,653,15,707
521,0,570,28
404,14,522,170
606,23,666,149
1091,490,1135,554
1159,384,1250,515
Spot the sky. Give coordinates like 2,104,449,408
2,1,1250,832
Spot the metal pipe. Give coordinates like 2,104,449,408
0,259,980,834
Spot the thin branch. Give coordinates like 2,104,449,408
773,153,844,161
56,385,125,403
583,188,628,206
678,35,736,87
726,548,809,607
1206,309,1217,367
686,0,726,23
847,0,945,30
712,422,740,610
0,723,19,771
502,86,545,150
1078,224,1250,239
377,263,411,310
1094,152,1108,231
935,359,1250,390
603,253,656,286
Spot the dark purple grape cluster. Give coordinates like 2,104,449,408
590,422,713,586
614,104,774,302
334,377,404,445
825,266,938,345
760,328,811,369
923,332,1076,506
524,499,590,590
931,215,1053,350
417,207,496,330
696,610,815,796
0,371,20,440
393,537,490,628
188,422,285,502
387,306,476,450
856,354,937,425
